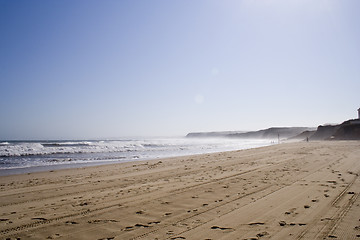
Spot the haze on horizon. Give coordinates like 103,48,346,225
1,0,359,140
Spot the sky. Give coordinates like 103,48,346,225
0,0,360,139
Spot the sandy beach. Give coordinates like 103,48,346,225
0,141,359,240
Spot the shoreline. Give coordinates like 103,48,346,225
0,144,272,177
1,141,359,239
0,140,275,177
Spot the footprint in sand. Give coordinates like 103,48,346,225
65,221,78,225
88,219,118,224
32,217,48,221
136,210,145,214
124,223,151,231
279,221,306,227
256,232,269,237
46,233,61,239
248,222,265,226
211,226,234,231
124,226,134,231
148,221,160,225
279,221,287,226
285,208,297,216
187,209,198,213
134,223,150,228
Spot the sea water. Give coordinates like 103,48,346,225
0,138,273,175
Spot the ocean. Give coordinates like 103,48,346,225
0,137,273,175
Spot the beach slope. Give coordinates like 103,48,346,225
0,141,359,239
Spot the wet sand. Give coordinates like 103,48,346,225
0,141,359,240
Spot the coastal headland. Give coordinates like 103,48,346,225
1,141,360,239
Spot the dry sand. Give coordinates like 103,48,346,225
0,141,360,240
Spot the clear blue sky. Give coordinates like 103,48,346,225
1,0,359,139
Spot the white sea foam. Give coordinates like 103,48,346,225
0,138,274,171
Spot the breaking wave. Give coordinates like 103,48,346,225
0,138,273,171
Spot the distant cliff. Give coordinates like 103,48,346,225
186,120,360,141
186,127,314,139
227,127,314,139
289,130,316,140
331,120,360,140
309,119,360,140
309,125,340,140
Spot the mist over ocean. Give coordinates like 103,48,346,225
0,138,273,175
